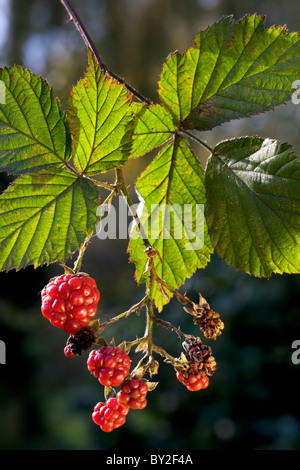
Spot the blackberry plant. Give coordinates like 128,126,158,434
1,1,300,433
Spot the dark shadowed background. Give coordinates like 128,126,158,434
0,0,300,451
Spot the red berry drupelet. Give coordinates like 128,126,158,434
92,397,129,432
117,378,148,410
41,273,100,334
176,369,209,391
87,346,131,387
64,345,76,358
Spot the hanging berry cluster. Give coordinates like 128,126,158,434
40,249,224,433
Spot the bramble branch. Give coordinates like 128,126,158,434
115,167,153,250
60,0,106,72
84,176,116,191
98,295,148,333
152,316,194,341
60,0,152,105
154,272,195,309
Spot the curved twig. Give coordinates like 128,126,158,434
60,0,152,104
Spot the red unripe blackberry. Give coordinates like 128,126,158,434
87,346,131,387
41,273,100,334
176,370,209,391
92,397,129,432
64,345,76,358
117,378,148,410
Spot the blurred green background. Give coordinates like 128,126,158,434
1,0,300,451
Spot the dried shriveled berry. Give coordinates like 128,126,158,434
184,295,224,340
183,338,217,377
64,327,96,357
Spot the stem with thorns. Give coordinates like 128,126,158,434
154,270,195,309
115,167,152,250
98,295,148,333
60,0,106,72
73,235,92,273
152,316,194,341
144,268,156,355
84,176,116,191
152,344,178,363
60,0,152,105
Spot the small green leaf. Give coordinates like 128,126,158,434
158,14,300,130
0,168,99,271
205,136,300,277
68,49,133,175
130,102,177,159
129,136,213,311
0,66,71,174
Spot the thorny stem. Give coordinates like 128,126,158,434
100,188,117,209
131,268,158,377
154,272,195,309
115,167,152,250
84,176,116,191
72,184,118,274
124,336,144,351
61,0,106,72
73,234,92,273
152,316,194,341
142,269,196,368
144,268,156,355
60,0,152,105
152,344,178,363
98,295,148,332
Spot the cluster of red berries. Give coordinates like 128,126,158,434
91,377,148,432
41,273,213,434
40,274,150,433
88,346,148,432
41,273,100,334
176,370,209,391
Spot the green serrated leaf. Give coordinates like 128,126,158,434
130,102,177,159
68,49,133,175
158,14,300,130
129,136,213,311
0,65,71,174
205,136,300,277
158,52,182,124
0,168,99,271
